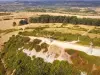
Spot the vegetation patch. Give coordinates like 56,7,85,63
19,29,100,47
0,59,6,75
23,39,42,51
66,49,100,74
1,34,100,75
0,29,18,34
30,15,100,26
1,35,81,75
65,49,76,55
19,19,28,25
34,44,41,52
0,12,11,16
41,42,49,52
89,28,100,34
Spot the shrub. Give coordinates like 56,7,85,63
33,39,41,44
34,45,41,52
19,19,28,25
13,22,17,26
41,42,49,49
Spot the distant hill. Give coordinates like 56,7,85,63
0,0,100,12
16,0,100,7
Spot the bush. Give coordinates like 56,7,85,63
19,19,28,25
13,22,17,26
34,45,41,52
41,43,49,52
41,42,49,49
33,39,42,44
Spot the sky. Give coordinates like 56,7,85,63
0,0,99,1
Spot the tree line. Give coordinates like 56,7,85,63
29,15,100,26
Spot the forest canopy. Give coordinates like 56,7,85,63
29,15,100,26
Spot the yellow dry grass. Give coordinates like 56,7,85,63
0,19,21,30
11,12,100,19
48,45,62,55
0,12,100,44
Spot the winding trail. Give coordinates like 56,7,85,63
29,36,100,56
1,31,100,57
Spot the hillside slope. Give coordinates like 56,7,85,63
1,35,100,75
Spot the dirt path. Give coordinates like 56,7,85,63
29,36,100,56
1,29,100,57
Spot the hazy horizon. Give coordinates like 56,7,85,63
0,0,100,1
